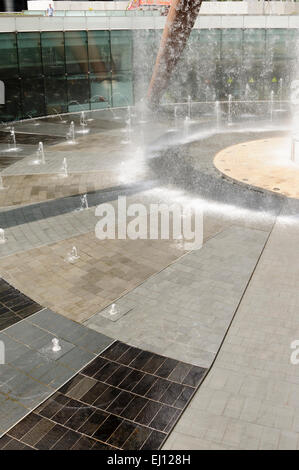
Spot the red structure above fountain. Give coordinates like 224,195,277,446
147,0,202,106
128,0,171,9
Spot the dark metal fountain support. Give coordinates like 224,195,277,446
147,0,202,106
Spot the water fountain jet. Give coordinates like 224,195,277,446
66,121,76,144
77,111,90,134
0,228,6,244
61,158,68,178
109,303,118,316
7,128,18,152
79,194,89,211
215,101,221,129
31,142,45,165
65,246,80,263
0,175,8,190
121,107,133,144
187,95,192,120
227,94,233,126
52,338,61,352
270,90,274,122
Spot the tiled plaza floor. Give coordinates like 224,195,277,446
0,341,206,450
0,113,298,450
163,208,299,450
86,226,268,368
0,232,184,323
0,173,124,208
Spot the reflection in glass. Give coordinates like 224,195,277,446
65,31,89,75
45,76,67,115
111,72,134,107
67,75,90,112
0,27,297,122
0,33,18,79
41,32,65,76
17,32,42,77
111,30,132,72
90,73,111,109
21,77,45,117
0,78,22,122
88,31,110,75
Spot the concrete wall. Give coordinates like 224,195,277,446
27,1,299,15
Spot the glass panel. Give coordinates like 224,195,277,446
243,29,266,62
221,29,243,60
90,73,111,109
0,33,18,79
217,60,242,100
17,32,42,77
199,29,221,60
242,59,265,100
88,31,110,75
45,76,67,115
111,72,133,107
41,31,65,76
65,31,89,75
67,75,90,112
242,30,266,100
0,78,22,122
21,77,45,118
266,29,297,99
174,30,201,101
111,31,133,72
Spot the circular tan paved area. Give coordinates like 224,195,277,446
214,137,299,199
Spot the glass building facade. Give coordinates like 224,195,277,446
0,28,298,122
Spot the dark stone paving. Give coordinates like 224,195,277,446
0,341,206,450
0,180,157,229
0,278,42,331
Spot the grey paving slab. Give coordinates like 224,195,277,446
0,395,28,436
28,309,113,354
72,328,114,354
38,338,75,360
3,320,52,348
85,226,269,368
163,210,299,450
58,347,95,372
0,366,50,409
0,333,31,363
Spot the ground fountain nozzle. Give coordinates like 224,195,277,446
0,228,6,244
109,303,118,316
52,338,61,352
